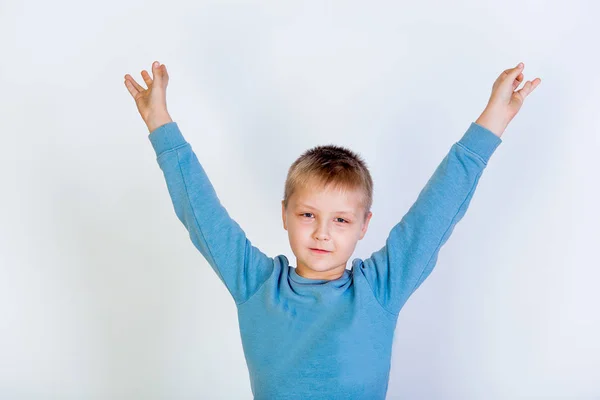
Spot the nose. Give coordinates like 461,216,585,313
313,220,331,241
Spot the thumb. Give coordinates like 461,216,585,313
506,62,524,82
152,61,162,82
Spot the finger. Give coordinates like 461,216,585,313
516,72,524,83
504,62,524,83
515,83,532,103
152,61,162,80
516,78,541,98
141,70,153,87
125,74,145,93
513,72,524,90
124,79,139,98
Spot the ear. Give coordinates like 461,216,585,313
359,211,373,240
282,200,287,230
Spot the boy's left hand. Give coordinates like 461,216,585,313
475,62,542,138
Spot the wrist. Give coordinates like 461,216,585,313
146,112,173,133
475,109,507,138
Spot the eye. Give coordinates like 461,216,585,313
299,213,349,223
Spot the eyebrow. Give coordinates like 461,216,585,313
296,203,356,216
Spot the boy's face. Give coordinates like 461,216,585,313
282,182,372,281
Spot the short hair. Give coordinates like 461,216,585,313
282,144,373,222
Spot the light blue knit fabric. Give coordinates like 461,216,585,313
148,121,502,399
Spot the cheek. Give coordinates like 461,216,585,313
286,223,306,240
293,227,312,243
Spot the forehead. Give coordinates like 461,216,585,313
292,185,363,214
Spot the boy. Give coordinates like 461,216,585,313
124,61,540,399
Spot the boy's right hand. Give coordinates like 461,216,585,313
124,61,173,133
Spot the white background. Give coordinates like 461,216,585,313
1,0,598,398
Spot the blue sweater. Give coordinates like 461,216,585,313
148,121,502,399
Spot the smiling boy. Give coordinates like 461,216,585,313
125,60,540,399
281,146,374,281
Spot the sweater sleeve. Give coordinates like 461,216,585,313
359,122,502,316
148,122,274,305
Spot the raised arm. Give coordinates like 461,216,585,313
360,122,502,316
359,61,540,316
125,61,274,304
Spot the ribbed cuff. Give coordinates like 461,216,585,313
457,122,503,164
148,121,187,157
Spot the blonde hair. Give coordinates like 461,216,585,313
283,144,373,222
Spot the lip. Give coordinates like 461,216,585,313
310,248,331,254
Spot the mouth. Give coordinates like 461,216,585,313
310,248,331,254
